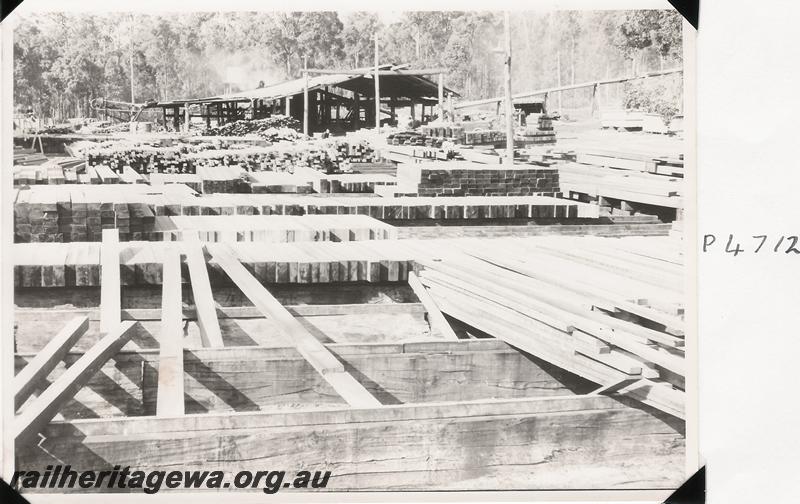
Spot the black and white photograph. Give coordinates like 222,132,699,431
2,2,695,500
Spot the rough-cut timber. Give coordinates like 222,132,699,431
211,244,381,408
13,316,89,410
13,321,137,444
18,394,684,492
395,161,560,197
183,234,224,347
157,247,185,416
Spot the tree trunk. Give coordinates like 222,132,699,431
556,51,562,112
570,35,576,85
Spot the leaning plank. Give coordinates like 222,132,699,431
13,321,137,444
157,248,185,416
613,378,685,420
182,232,224,347
408,271,459,340
14,316,90,410
211,244,381,408
99,229,121,333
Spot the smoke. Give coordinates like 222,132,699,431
206,48,287,93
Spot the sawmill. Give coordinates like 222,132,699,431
11,20,688,493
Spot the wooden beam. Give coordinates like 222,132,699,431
408,271,458,341
157,247,185,416
13,321,137,444
182,233,224,348
374,33,380,132
305,67,445,76
303,56,309,137
14,316,90,410
437,73,444,119
100,229,120,333
210,244,381,408
454,67,684,110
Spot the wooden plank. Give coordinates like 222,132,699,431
17,394,684,492
410,270,482,341
100,229,120,333
13,321,137,444
157,248,185,416
13,316,90,410
613,379,685,420
210,244,381,408
182,232,224,347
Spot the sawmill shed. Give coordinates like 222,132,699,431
150,65,459,134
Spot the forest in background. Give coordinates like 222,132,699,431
13,10,683,120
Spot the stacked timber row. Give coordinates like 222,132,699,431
558,162,683,212
408,236,685,406
78,139,380,175
575,148,684,177
14,240,417,287
517,114,557,145
14,186,596,243
149,215,397,243
395,161,560,197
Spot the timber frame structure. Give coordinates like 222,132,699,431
148,65,458,134
14,229,686,492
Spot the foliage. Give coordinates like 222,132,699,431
622,80,680,123
14,10,683,120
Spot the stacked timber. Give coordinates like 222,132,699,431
13,240,417,287
398,235,686,412
200,116,301,139
85,143,190,173
576,148,684,178
195,165,246,193
13,186,195,243
558,162,683,210
13,149,48,166
381,144,454,164
517,114,557,145
395,161,560,197
415,126,506,146
14,187,598,242
148,215,396,243
462,130,506,146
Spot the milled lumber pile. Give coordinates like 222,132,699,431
151,215,397,243
14,186,191,243
558,162,683,209
297,167,397,194
177,194,592,220
13,150,49,166
195,165,246,193
395,161,560,197
85,143,190,173
14,240,417,287
576,148,685,178
14,187,598,243
201,115,301,139
516,114,557,145
185,139,380,173
401,236,685,417
380,144,453,164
